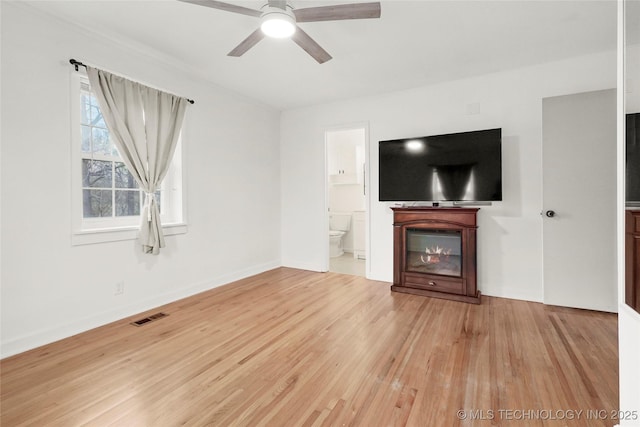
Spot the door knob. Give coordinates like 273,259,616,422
545,210,556,218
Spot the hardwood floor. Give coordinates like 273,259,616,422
1,268,619,426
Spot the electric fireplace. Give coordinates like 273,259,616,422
391,207,481,304
406,229,462,277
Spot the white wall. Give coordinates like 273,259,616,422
0,3,281,357
329,186,365,214
281,50,615,301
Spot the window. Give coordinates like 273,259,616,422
80,82,150,219
71,74,186,245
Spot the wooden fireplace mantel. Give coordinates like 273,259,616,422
391,207,481,304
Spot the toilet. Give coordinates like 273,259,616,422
329,213,351,258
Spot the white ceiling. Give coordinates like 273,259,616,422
28,0,618,110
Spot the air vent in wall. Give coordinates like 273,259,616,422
131,312,168,327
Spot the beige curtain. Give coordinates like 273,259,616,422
87,66,188,254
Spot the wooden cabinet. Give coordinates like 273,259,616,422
626,210,640,313
327,134,365,185
391,207,481,304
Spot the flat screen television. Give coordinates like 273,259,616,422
379,128,502,202
627,113,640,205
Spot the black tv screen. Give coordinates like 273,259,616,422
379,128,502,202
627,113,640,204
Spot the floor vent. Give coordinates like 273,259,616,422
131,312,168,327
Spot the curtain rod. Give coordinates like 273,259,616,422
69,59,195,105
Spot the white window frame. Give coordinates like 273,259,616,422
70,71,187,245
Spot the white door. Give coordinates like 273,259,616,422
542,89,617,312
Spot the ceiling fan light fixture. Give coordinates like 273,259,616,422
179,0,382,63
260,11,296,38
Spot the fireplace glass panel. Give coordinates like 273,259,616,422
406,228,462,277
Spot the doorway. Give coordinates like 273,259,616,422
325,125,368,277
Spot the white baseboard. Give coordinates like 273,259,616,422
281,258,325,273
0,260,280,359
480,285,543,304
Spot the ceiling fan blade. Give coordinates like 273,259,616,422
228,29,265,57
268,0,287,10
293,2,381,22
178,0,262,18
292,27,332,64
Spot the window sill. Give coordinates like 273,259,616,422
71,223,187,246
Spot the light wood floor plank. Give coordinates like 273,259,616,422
1,268,618,426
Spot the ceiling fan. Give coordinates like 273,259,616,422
178,0,381,64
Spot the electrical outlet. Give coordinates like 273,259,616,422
114,281,124,296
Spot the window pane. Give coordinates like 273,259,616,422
83,189,112,217
92,127,113,156
82,159,112,188
81,94,91,125
155,190,161,213
89,104,106,128
115,190,140,217
115,162,138,189
81,126,91,153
